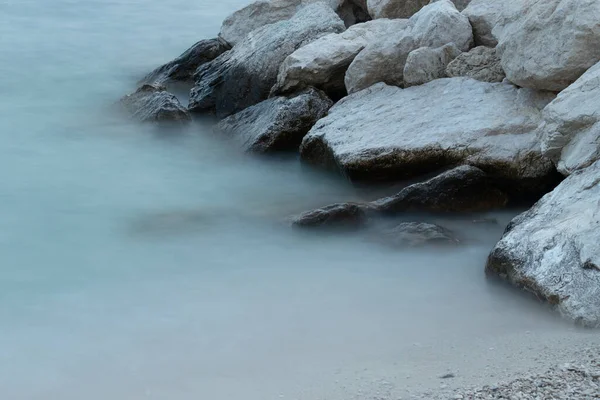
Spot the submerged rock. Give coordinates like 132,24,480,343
496,0,600,91
445,46,505,83
189,3,345,118
373,222,459,248
403,44,461,87
300,78,556,196
120,84,191,123
292,203,369,228
372,166,508,213
486,160,600,327
216,88,332,153
139,39,230,86
539,61,600,176
345,0,472,93
272,18,409,98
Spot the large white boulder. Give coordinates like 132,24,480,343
189,3,345,117
539,61,600,176
272,18,409,97
300,78,557,196
496,0,600,91
403,44,461,87
487,160,600,327
345,0,473,93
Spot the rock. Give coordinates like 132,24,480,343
272,18,410,98
373,222,459,248
189,3,345,118
345,0,473,93
291,203,368,228
300,78,557,197
539,61,600,176
120,84,191,123
139,39,230,86
219,0,368,46
403,44,461,87
496,0,600,91
446,46,504,83
461,0,511,47
216,88,333,153
372,166,508,213
486,160,600,327
367,0,428,19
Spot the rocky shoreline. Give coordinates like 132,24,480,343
122,0,600,330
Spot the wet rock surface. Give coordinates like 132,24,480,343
372,222,459,248
291,203,369,228
120,84,191,123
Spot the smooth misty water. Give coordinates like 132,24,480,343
0,2,595,400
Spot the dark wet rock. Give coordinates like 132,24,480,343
372,166,509,213
373,222,459,248
120,84,191,123
189,3,345,118
486,160,600,327
139,39,230,86
292,203,369,228
216,88,333,153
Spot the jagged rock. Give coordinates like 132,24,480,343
446,46,504,83
139,39,230,86
403,44,461,87
461,0,511,47
539,61,600,176
367,0,428,19
374,222,459,248
291,203,369,228
120,84,191,123
219,0,368,46
300,78,557,197
216,88,332,152
345,0,472,93
486,160,600,327
496,0,600,91
372,166,509,213
272,18,410,98
189,3,345,118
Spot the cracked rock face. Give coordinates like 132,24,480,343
300,78,556,197
486,160,600,327
445,46,505,83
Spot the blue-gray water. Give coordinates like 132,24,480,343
0,1,592,399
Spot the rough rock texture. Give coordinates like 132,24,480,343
445,46,504,83
403,44,461,87
272,18,409,98
374,222,459,248
219,0,368,46
120,84,191,123
139,39,230,86
292,203,368,228
539,61,600,176
372,166,509,213
301,79,557,196
345,0,473,93
216,89,332,153
189,3,345,118
461,0,509,47
486,161,600,327
367,0,428,19
496,0,600,91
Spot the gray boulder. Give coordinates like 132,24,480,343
496,0,600,91
403,44,461,87
372,166,509,213
445,46,505,83
139,39,230,86
272,18,410,98
216,89,333,153
300,78,557,196
345,0,473,93
539,61,600,176
189,3,345,118
374,222,459,248
486,160,600,327
219,0,368,46
461,0,513,47
120,84,191,123
367,0,428,19
292,203,369,228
